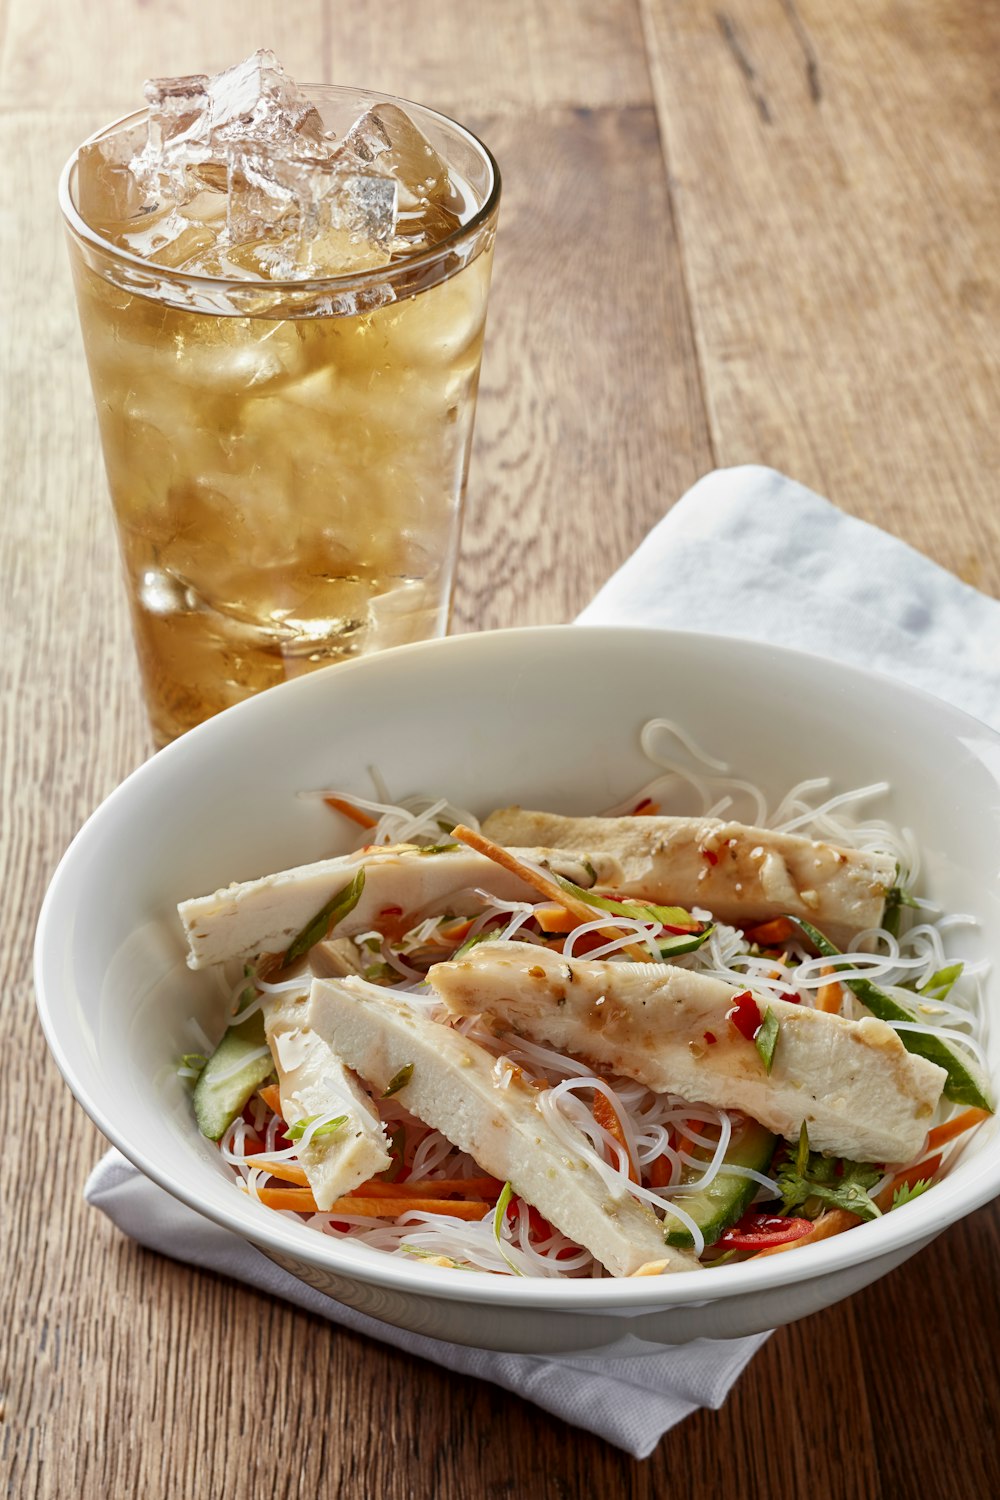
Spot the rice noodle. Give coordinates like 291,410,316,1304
254,973,312,996
562,915,662,961
201,723,990,1281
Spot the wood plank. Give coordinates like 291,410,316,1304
452,105,713,631
0,3,330,115
0,98,706,1499
0,107,151,1497
324,0,653,112
0,0,652,115
860,1206,1000,1499
641,0,1000,594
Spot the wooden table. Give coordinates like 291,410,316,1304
4,2,998,1495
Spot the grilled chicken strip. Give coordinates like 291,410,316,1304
263,988,391,1208
179,845,621,970
428,942,946,1162
480,808,896,947
307,975,696,1277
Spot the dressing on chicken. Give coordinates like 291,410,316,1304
481,808,895,948
428,941,947,1162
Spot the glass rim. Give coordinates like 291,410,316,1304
58,82,501,297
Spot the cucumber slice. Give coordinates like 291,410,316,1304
192,1007,274,1141
663,1119,777,1248
657,927,714,959
791,917,994,1111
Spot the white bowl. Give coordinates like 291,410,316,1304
35,627,1000,1355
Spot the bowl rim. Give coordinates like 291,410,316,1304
34,623,1000,1309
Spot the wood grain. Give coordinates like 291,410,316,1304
3,3,999,1498
640,0,1000,593
0,0,651,115
452,104,711,631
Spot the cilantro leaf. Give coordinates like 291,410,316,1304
811,1170,883,1221
777,1140,883,1221
891,1177,934,1209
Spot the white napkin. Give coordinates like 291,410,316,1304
579,465,1000,727
86,464,1000,1459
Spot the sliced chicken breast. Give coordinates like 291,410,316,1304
427,942,946,1162
179,844,621,970
263,988,391,1208
307,975,696,1277
480,808,896,947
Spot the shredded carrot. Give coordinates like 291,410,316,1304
357,1198,491,1220
752,1152,946,1259
743,917,796,946
925,1107,990,1153
532,904,579,934
354,1176,503,1200
244,1158,309,1186
451,824,653,962
566,929,622,957
324,795,377,830
592,1091,639,1183
815,965,844,1015
436,917,475,947
248,1185,491,1218
648,1153,673,1188
258,1084,283,1116
632,799,661,816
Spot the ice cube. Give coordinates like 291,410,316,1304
341,104,448,202
130,50,331,213
76,124,150,225
90,56,469,280
129,74,211,201
225,142,397,275
339,103,463,249
117,205,218,269
365,579,439,651
225,142,300,245
203,49,326,150
144,74,210,150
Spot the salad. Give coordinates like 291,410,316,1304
176,720,994,1277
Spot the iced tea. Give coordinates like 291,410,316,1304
61,55,499,745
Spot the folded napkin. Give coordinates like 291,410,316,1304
578,465,1000,727
86,464,1000,1459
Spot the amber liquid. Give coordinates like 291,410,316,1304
68,238,493,745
